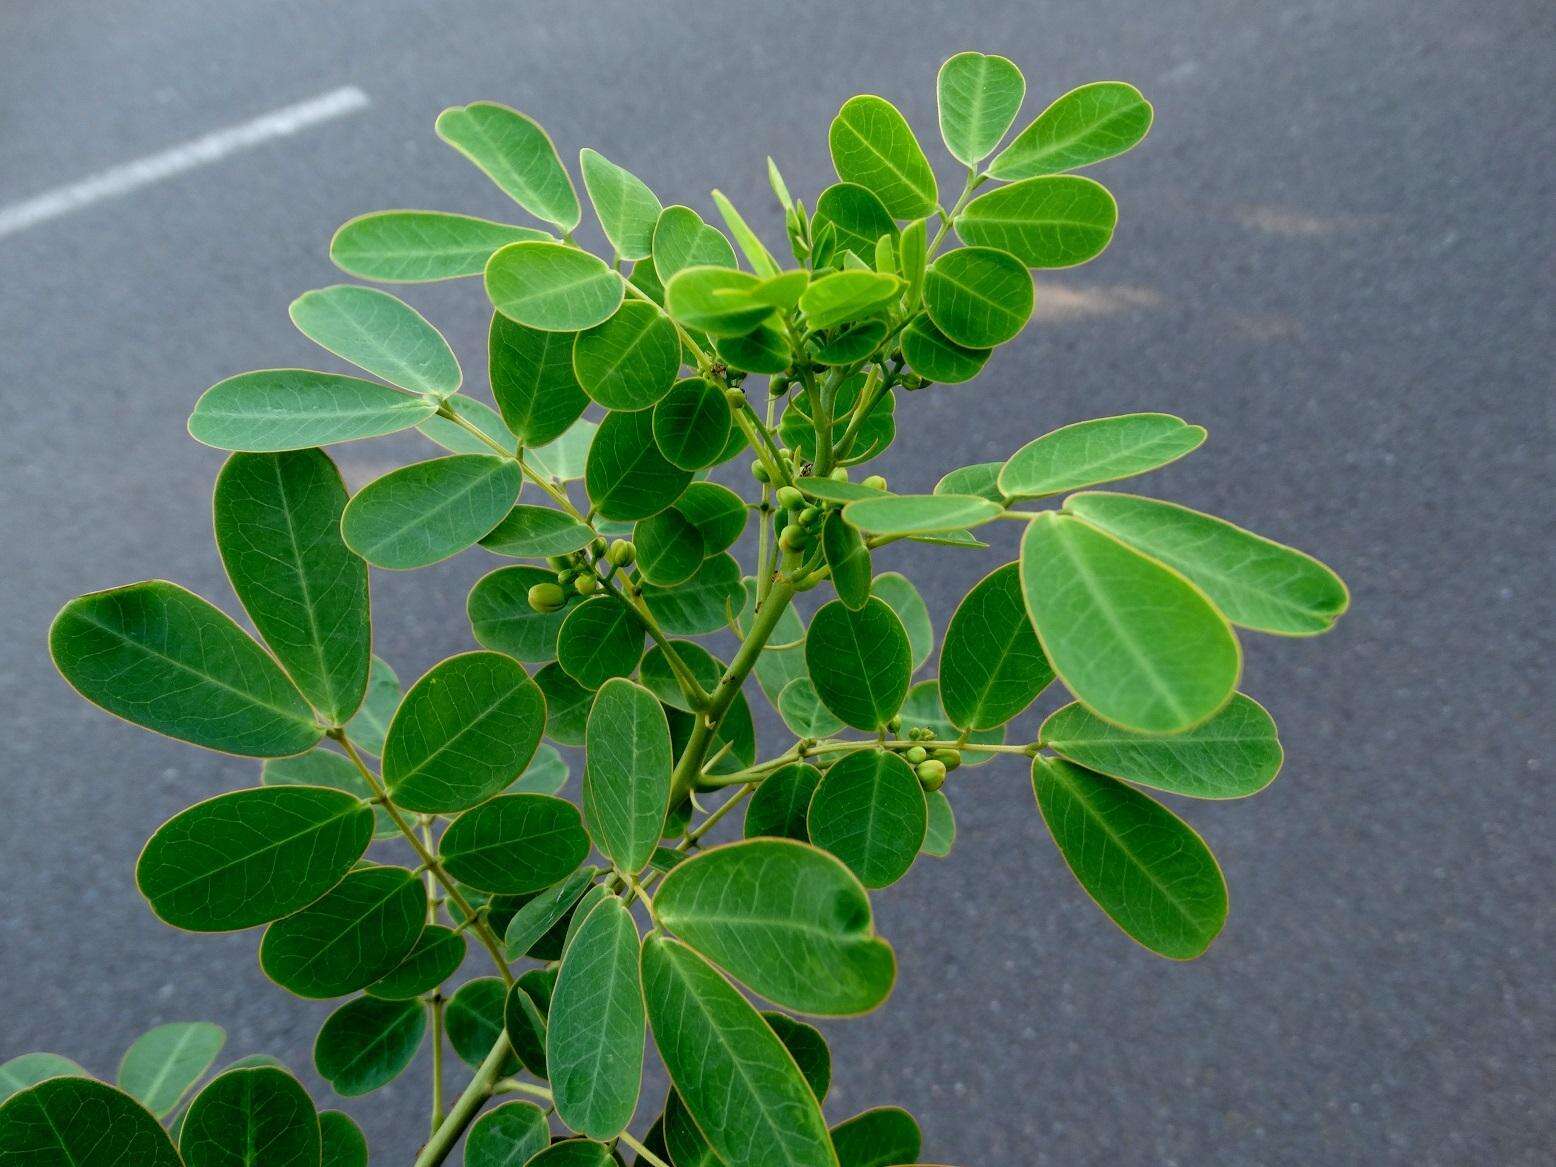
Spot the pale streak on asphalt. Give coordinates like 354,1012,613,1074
0,86,371,239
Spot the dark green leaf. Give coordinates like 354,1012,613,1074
663,267,775,337
813,183,898,265
715,324,790,374
956,175,1117,268
584,679,673,875
676,482,747,554
537,662,592,744
822,511,871,609
117,1022,225,1118
0,1077,180,1166
641,553,743,636
466,1100,549,1166
744,763,821,842
937,52,1026,165
445,978,520,1074
807,751,926,890
581,148,663,260
653,378,733,471
260,866,424,998
366,924,467,998
640,640,720,714
504,866,600,960
188,370,435,452
1064,492,1350,635
490,313,590,446
342,454,521,570
524,1142,614,1167
585,408,693,521
923,246,1033,347
641,936,836,1167
1032,757,1227,958
289,285,461,397
635,508,707,586
436,103,580,231
900,316,989,383
136,786,370,932
762,1013,831,1101
573,301,681,410
214,449,370,725
1041,694,1282,799
813,319,887,365
481,504,595,559
805,598,911,731
829,1107,921,1167
330,210,548,282
653,206,738,282
313,995,424,1096
319,1111,368,1167
999,413,1207,499
384,651,545,811
989,81,1154,179
180,1067,319,1167
941,562,1054,729
441,794,590,893
548,897,645,1139
662,1089,722,1167
487,241,623,331
469,566,580,662
1020,513,1240,733
828,95,938,219
50,581,322,757
558,597,646,688
655,838,895,1015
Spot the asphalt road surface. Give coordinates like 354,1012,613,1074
1,2,1550,1163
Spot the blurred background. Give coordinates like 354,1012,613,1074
1,1,1551,1163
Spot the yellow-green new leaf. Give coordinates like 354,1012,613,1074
937,52,1026,165
664,266,776,337
842,492,1003,536
989,81,1154,180
436,102,581,231
584,679,672,875
486,242,623,332
1064,492,1350,635
1032,757,1227,958
711,190,781,278
330,210,549,283
828,95,938,220
798,270,900,331
998,413,1206,499
289,285,461,397
1020,513,1239,733
654,838,896,1016
956,175,1118,268
581,148,662,260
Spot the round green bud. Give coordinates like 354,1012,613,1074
606,539,636,567
905,745,928,765
557,567,577,584
779,523,808,551
916,759,947,790
798,506,820,527
527,582,566,614
776,486,805,511
931,748,962,772
829,466,850,482
887,714,903,733
591,536,608,556
751,459,771,484
573,573,599,596
861,474,887,491
724,387,746,408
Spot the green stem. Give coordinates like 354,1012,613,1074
412,1029,515,1167
927,169,986,259
619,1129,673,1167
428,993,445,1136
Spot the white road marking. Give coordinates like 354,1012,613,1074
0,86,371,240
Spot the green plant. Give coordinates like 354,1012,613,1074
7,51,1347,1166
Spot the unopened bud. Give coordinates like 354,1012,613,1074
607,539,636,567
527,582,566,613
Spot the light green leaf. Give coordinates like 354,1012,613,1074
468,565,580,662
798,270,900,331
573,300,681,410
51,581,322,757
900,315,990,383
828,95,938,219
537,664,594,746
794,476,888,504
998,413,1207,499
314,995,424,1096
446,978,521,1074
117,1022,225,1118
260,865,425,998
664,266,775,337
937,51,1026,165
524,1141,614,1167
514,741,570,794
1064,492,1350,635
486,241,623,332
1021,513,1240,733
777,678,845,738
710,190,780,278
331,210,548,283
956,175,1118,268
653,206,738,282
418,394,518,456
436,102,581,231
941,562,1053,730
813,183,898,265
923,246,1033,347
365,924,467,999
869,572,933,673
180,1067,319,1167
655,838,896,1016
342,454,521,570
934,460,1004,501
805,597,911,731
188,370,436,452
585,408,693,521
289,285,461,397
384,651,545,812
808,751,926,889
744,763,821,842
1041,693,1282,799
653,378,732,471
922,789,956,858
504,866,601,960
990,81,1154,179
641,936,838,1167
466,1101,549,1167
1032,757,1227,958
0,1055,85,1105
581,148,663,261
822,511,872,610
490,313,590,446
319,1111,368,1167
548,897,645,1139
481,504,594,559
640,553,743,636
215,449,369,726
136,786,370,932
0,1077,181,1165
584,679,672,875
830,1106,922,1167
558,597,646,688
441,794,589,893
843,492,1002,536
528,417,598,482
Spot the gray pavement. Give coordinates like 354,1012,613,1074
1,1,1551,1163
